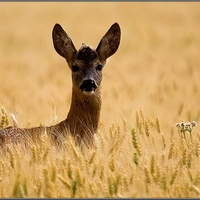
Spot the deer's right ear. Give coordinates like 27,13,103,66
96,23,121,62
52,24,77,63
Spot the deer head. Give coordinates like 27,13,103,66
52,23,121,96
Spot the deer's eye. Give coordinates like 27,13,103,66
72,65,79,72
96,64,103,71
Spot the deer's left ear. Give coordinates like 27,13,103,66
96,23,121,62
52,23,77,64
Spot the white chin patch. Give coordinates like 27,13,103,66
83,90,95,96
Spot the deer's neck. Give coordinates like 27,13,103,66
60,86,102,144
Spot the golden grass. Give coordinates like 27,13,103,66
1,2,200,197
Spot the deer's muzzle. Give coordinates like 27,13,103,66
80,79,97,95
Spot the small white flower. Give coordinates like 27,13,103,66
191,121,197,127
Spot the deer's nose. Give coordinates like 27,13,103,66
80,79,97,95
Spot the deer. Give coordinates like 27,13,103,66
0,22,121,149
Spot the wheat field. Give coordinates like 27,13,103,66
0,2,200,197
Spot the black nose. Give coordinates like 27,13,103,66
80,79,97,92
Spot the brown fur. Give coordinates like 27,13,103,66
0,23,121,148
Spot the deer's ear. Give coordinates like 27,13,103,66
96,23,121,61
52,24,77,63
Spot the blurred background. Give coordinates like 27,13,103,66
0,3,200,133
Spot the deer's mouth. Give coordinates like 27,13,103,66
80,79,97,96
